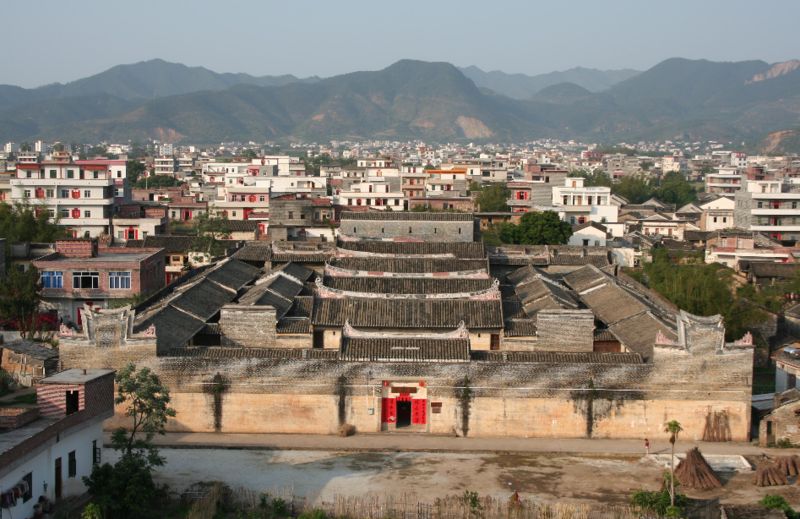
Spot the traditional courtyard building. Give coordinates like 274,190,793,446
57,213,756,441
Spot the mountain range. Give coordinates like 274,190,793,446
0,58,799,148
459,66,640,99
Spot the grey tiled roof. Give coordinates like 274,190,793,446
472,351,643,364
337,240,485,258
341,211,473,221
329,257,487,273
312,298,503,329
322,276,494,294
340,337,470,362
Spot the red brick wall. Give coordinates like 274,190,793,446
36,383,84,418
55,239,97,258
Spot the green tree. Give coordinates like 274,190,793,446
612,175,653,203
0,266,41,337
111,363,176,466
133,175,181,189
512,211,572,245
126,160,147,185
569,168,613,187
241,149,259,160
84,364,174,519
0,202,67,243
475,183,510,212
83,454,165,519
664,420,683,507
653,172,696,207
193,213,232,256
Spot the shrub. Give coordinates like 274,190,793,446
760,495,799,519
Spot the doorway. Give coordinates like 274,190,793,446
54,457,62,500
66,390,79,415
396,401,412,428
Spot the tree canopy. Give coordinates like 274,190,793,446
0,203,67,244
569,169,613,187
85,364,175,519
485,211,572,245
126,159,146,185
133,175,181,189
639,248,767,341
475,183,510,212
0,266,42,337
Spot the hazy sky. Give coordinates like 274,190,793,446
2,0,798,87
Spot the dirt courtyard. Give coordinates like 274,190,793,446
141,449,800,506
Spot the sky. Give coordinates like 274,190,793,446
2,0,799,88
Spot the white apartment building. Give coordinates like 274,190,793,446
0,369,114,519
699,197,736,232
551,177,621,235
735,178,800,242
10,151,126,237
153,156,177,176
335,180,405,211
705,166,742,194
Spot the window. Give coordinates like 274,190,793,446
92,440,101,465
73,271,99,289
60,209,69,218
68,450,77,478
67,170,74,179
84,190,91,198
66,390,79,414
46,188,54,197
49,170,57,179
109,271,131,290
41,271,63,289
23,189,31,198
84,210,91,218
93,171,99,179
60,189,69,198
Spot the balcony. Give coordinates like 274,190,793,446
11,178,114,187
751,208,800,216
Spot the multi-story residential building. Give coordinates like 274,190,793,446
0,368,115,519
0,172,11,202
32,238,165,324
705,166,742,194
551,177,620,234
400,171,427,199
111,202,169,242
704,230,799,269
177,154,196,175
735,178,800,243
153,156,177,176
335,180,405,211
10,151,126,238
699,197,736,232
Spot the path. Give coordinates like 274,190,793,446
119,431,799,457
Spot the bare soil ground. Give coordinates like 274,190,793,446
138,449,800,507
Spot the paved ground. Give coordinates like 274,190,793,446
105,448,800,507
138,431,797,457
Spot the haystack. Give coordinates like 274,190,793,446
775,455,800,477
674,448,722,490
754,462,788,487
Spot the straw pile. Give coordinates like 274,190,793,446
674,448,722,490
754,462,788,487
774,455,800,477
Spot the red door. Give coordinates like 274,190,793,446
411,399,427,425
381,397,397,424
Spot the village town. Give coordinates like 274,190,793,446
0,137,799,518
2,0,800,516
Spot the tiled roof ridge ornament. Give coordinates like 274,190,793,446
733,331,753,346
140,324,157,338
59,323,74,337
343,319,469,339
